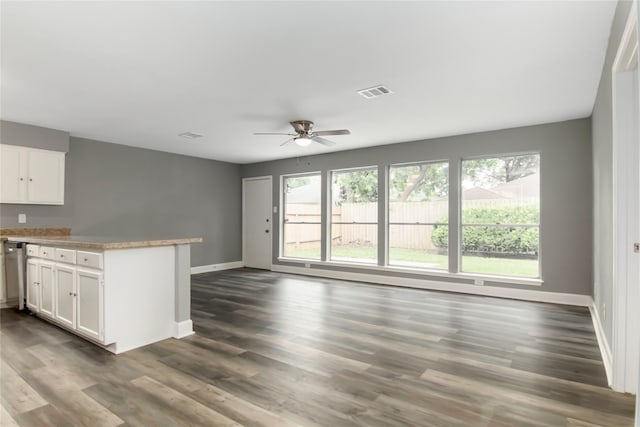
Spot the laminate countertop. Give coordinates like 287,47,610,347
1,235,203,250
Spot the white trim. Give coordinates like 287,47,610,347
272,264,589,306
589,299,613,386
173,319,194,338
612,2,638,72
190,261,243,275
277,257,543,286
611,0,640,394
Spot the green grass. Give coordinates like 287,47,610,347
284,246,538,277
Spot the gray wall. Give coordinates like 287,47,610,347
1,120,70,152
0,136,242,267
591,0,634,347
242,118,593,295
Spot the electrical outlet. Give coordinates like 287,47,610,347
304,263,311,268
474,279,484,286
18,213,26,223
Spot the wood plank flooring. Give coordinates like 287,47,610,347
1,268,635,426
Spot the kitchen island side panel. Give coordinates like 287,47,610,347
103,245,175,354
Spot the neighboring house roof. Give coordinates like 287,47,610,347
491,173,539,199
462,187,506,200
463,173,539,200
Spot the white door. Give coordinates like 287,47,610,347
26,259,39,312
243,176,272,269
76,268,103,341
54,265,75,329
38,262,55,318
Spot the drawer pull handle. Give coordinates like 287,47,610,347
60,254,64,258
84,258,88,262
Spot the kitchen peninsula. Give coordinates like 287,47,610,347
2,228,202,354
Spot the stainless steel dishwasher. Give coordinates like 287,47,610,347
4,242,25,310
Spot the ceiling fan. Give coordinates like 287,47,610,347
254,120,350,147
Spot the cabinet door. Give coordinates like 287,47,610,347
38,262,55,318
0,145,26,203
76,269,103,342
26,149,65,204
26,259,40,312
54,265,75,329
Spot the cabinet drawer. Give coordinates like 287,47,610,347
39,246,56,260
26,244,40,256
76,251,103,269
55,248,76,264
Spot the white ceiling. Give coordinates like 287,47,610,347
1,1,616,164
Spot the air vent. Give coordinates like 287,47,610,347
357,85,393,99
178,132,203,139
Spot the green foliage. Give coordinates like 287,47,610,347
462,154,539,188
334,169,378,204
431,205,539,254
389,163,448,202
285,175,313,192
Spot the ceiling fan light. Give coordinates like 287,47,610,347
295,136,312,147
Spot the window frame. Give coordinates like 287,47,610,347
459,152,541,279
387,160,450,271
280,171,322,260
329,165,379,264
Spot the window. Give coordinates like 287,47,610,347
282,173,321,259
460,153,540,278
388,161,449,270
330,167,378,263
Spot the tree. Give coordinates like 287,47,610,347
462,154,539,189
333,169,378,204
389,163,449,202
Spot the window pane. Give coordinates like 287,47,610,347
283,174,321,259
389,224,448,270
331,224,377,263
389,162,449,223
283,223,321,259
460,154,540,278
331,168,378,264
461,225,539,277
461,154,539,224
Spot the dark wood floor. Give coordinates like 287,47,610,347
0,268,635,426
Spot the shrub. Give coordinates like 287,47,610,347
431,205,539,255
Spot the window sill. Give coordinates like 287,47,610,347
276,257,543,286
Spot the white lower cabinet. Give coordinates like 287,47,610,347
28,249,105,344
26,259,54,318
54,264,75,329
39,262,55,318
76,269,104,341
24,244,177,354
26,259,39,312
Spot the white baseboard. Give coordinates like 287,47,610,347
173,320,194,339
589,299,613,386
271,265,592,307
191,261,243,275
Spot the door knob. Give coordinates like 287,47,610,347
265,230,269,233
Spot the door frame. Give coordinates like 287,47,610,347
242,176,273,269
611,0,639,394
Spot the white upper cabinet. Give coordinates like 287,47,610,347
0,144,65,205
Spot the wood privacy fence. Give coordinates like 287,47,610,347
284,198,531,250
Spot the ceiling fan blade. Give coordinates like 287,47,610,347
280,138,295,146
313,129,350,136
254,132,297,136
312,136,336,146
